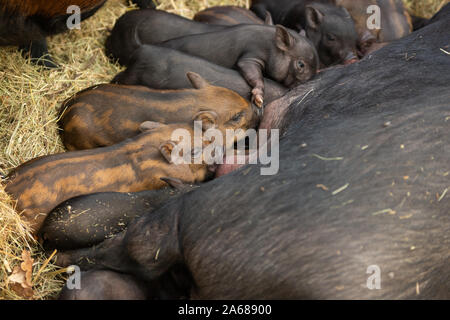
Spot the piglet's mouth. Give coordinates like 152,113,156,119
344,51,358,62
214,154,249,178
344,58,359,65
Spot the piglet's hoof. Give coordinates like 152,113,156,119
250,100,264,118
33,55,59,69
255,95,264,108
19,44,59,69
251,90,264,109
19,39,59,69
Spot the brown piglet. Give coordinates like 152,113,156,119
5,122,213,235
60,72,258,151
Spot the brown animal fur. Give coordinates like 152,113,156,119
5,123,212,235
60,73,258,150
0,0,107,17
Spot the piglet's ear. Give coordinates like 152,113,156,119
341,7,352,19
160,177,184,189
160,177,197,191
264,11,274,25
186,72,209,89
159,141,177,163
305,5,324,30
275,25,295,52
193,111,218,131
139,121,164,132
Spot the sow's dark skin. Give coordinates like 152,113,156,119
251,0,358,66
60,73,257,150
105,9,226,66
113,45,288,105
0,0,152,68
160,24,318,107
56,7,450,299
40,181,197,250
193,6,266,25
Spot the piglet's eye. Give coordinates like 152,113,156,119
297,61,305,69
231,112,243,122
326,33,336,41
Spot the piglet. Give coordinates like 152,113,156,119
113,45,288,105
5,122,213,235
251,0,359,66
40,180,197,250
105,9,226,65
335,0,412,56
159,24,319,108
60,72,258,150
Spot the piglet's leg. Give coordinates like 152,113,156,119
55,231,129,271
131,0,156,9
55,206,182,283
19,38,58,68
250,3,269,21
237,57,266,108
